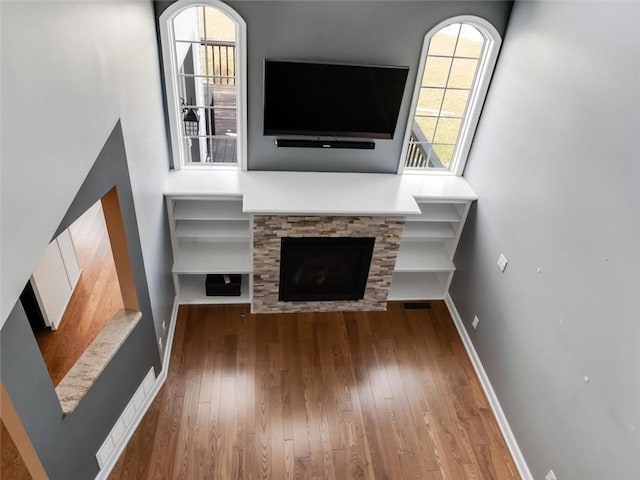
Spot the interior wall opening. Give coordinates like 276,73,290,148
19,188,139,389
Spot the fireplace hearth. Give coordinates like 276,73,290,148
279,237,375,302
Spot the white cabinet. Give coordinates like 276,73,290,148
30,228,81,329
166,195,252,304
390,200,471,301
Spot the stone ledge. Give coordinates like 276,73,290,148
55,309,142,415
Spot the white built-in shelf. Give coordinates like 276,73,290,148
165,171,477,305
173,241,252,274
167,194,252,304
405,203,462,222
391,197,471,299
388,272,448,300
173,200,248,221
402,221,456,240
177,274,250,304
395,241,455,272
174,220,250,240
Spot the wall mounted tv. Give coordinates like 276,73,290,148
263,59,409,139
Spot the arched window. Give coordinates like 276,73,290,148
159,0,247,169
401,16,501,175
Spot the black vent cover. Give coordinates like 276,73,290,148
403,302,432,310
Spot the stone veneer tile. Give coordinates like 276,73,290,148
252,215,405,314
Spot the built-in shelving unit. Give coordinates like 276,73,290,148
165,170,476,306
166,195,252,304
389,200,471,301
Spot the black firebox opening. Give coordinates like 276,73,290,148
279,237,375,302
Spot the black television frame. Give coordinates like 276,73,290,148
263,59,409,140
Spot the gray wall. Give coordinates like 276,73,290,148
156,0,512,173
1,1,173,337
1,1,173,478
2,124,162,479
451,1,640,478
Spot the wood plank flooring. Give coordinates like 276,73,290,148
111,302,519,480
0,422,30,480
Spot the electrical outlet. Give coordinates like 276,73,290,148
472,316,479,329
545,470,557,480
497,253,508,272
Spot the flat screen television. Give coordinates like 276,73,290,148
263,59,409,139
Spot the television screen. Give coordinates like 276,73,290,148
263,60,409,139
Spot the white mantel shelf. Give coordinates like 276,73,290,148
164,170,477,215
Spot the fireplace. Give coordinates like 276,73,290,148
279,237,375,301
252,215,404,313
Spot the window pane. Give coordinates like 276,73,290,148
183,137,207,164
205,84,237,135
202,7,235,42
432,144,455,168
455,24,484,58
441,89,470,118
422,56,451,87
209,136,237,163
414,116,437,142
448,58,479,89
428,24,460,56
173,7,199,41
417,88,444,116
198,6,206,40
169,3,241,167
405,141,431,168
199,8,236,82
404,20,497,172
182,106,206,137
199,44,209,77
199,44,237,84
433,118,462,145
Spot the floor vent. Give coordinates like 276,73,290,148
403,302,432,310
96,367,155,469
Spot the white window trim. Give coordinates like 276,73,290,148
159,0,248,171
398,15,501,176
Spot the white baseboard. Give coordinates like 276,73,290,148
444,293,533,480
95,298,179,480
161,298,180,371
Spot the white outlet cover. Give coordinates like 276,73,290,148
472,316,479,329
545,470,557,480
497,253,508,272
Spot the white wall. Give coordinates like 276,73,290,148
1,1,173,334
451,1,640,478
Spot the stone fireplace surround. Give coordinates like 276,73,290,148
252,215,405,313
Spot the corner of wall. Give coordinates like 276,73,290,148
444,293,533,480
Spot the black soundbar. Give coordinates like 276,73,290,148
275,139,375,150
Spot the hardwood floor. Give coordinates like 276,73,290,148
35,201,124,386
110,302,519,480
0,422,30,480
